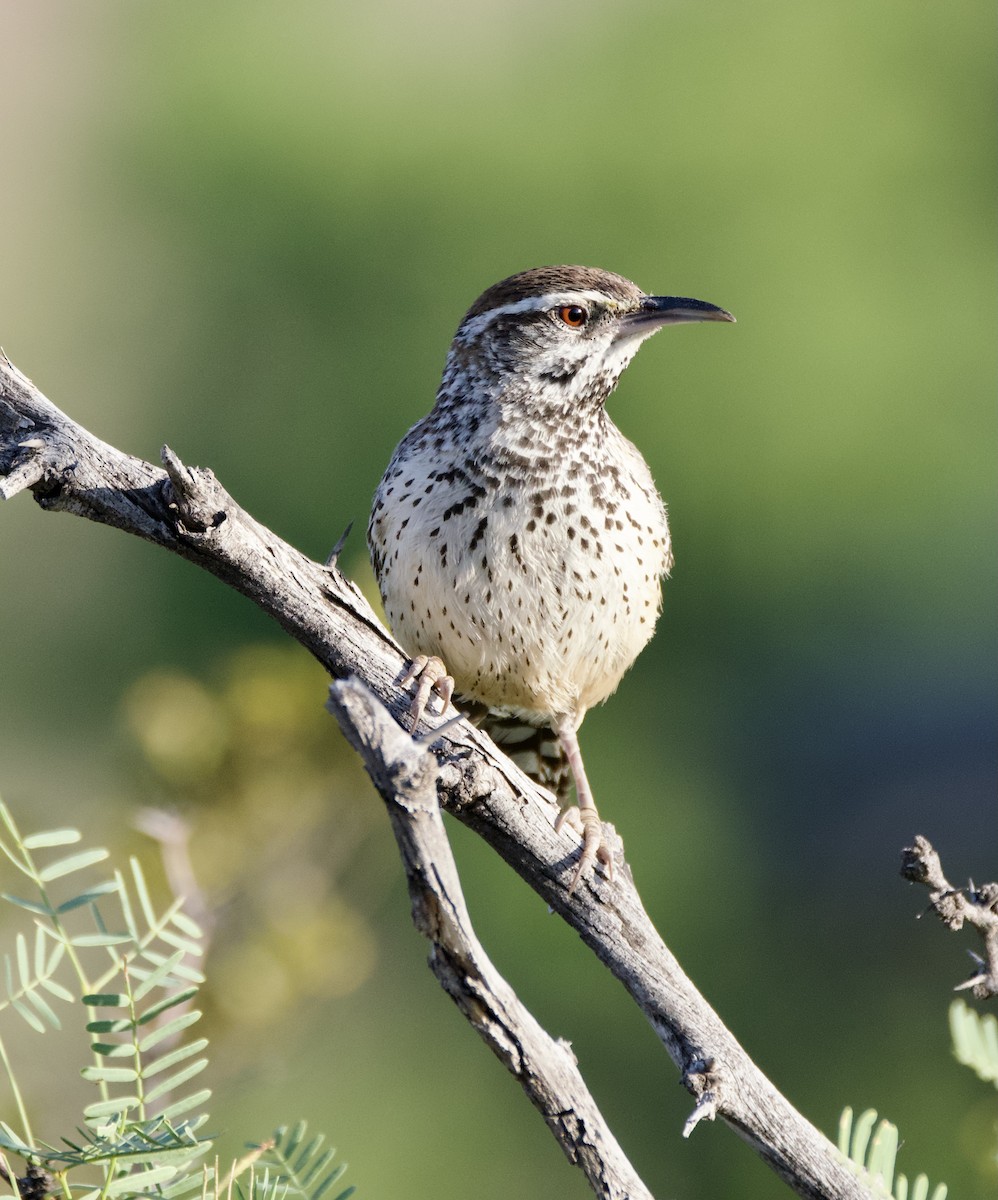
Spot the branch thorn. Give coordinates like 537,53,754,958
326,520,354,567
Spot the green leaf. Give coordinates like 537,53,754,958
312,1163,347,1195
87,1018,134,1034
56,882,121,913
849,1108,877,1165
836,1105,852,1158
159,1167,215,1199
39,975,74,1003
168,961,205,985
144,1058,209,1104
0,893,54,917
83,992,129,1007
34,924,50,976
293,1135,321,1176
0,799,22,839
44,933,67,969
950,998,998,1087
24,986,61,1030
138,988,199,1024
16,932,30,987
104,1164,180,1196
313,1174,351,1200
38,848,110,882
91,1042,136,1059
81,1065,139,1084
0,1121,36,1154
138,1010,203,1051
866,1118,898,1192
22,829,82,850
302,1149,335,1186
133,949,186,1001
182,1112,211,1137
131,857,157,929
10,994,46,1033
136,945,203,981
172,911,204,940
157,930,204,959
144,1038,210,1079
283,1120,306,1162
116,866,140,942
73,933,133,947
156,1089,212,1122
84,1096,140,1120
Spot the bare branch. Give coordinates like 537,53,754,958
901,835,998,1000
328,677,655,1200
0,354,875,1199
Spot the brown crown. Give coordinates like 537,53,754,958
461,266,643,323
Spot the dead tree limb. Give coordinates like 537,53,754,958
0,352,874,1199
327,678,653,1200
901,835,998,1000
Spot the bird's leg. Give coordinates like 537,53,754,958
552,715,614,892
398,654,455,729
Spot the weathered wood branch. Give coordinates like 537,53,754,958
901,835,998,1000
0,351,874,1199
327,678,653,1200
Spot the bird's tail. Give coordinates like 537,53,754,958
476,710,573,805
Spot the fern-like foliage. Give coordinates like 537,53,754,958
0,797,211,1198
837,1107,947,1200
0,798,354,1200
234,1123,355,1200
950,998,998,1089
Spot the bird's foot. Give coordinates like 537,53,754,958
555,803,614,893
398,654,455,729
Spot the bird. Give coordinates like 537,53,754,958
368,266,733,891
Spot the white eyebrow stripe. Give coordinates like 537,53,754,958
457,290,620,339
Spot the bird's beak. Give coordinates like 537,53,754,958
618,295,735,337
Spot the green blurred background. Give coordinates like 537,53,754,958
1,2,995,1196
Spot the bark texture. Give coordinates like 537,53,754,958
901,835,998,1000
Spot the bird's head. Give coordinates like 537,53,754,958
443,265,734,413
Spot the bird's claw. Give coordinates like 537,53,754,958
399,654,455,729
555,804,614,893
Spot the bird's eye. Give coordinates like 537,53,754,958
556,305,588,329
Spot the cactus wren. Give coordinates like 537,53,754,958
368,266,733,890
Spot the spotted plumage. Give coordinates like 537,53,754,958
368,266,733,889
